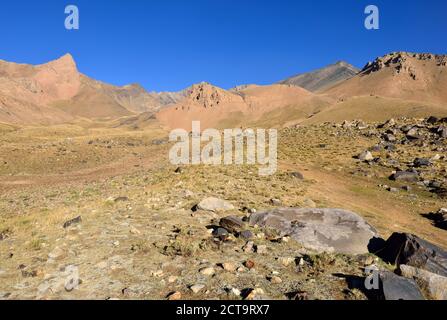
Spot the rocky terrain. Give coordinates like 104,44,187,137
0,116,446,300
278,61,359,92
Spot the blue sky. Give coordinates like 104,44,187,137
0,0,446,91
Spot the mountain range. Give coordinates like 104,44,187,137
1,52,446,128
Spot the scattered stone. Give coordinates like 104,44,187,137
290,172,304,179
244,260,255,270
168,276,178,283
242,241,254,253
212,227,229,241
255,244,267,254
380,270,424,300
221,262,237,272
230,288,241,297
114,196,129,202
63,216,82,229
400,264,447,300
278,257,295,267
196,197,234,212
167,291,182,300
199,267,215,276
268,276,282,284
378,233,447,277
413,158,431,167
406,127,420,139
249,208,378,254
390,171,419,182
244,288,265,300
358,150,374,161
239,230,254,240
270,198,282,206
427,116,439,124
219,216,246,233
190,284,205,294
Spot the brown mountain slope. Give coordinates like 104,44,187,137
278,61,359,92
324,52,447,105
156,83,333,130
0,54,176,124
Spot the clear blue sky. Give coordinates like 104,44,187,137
0,0,446,92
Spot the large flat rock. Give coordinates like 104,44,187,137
249,208,378,255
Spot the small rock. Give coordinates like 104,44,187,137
358,150,374,161
268,276,282,284
413,158,431,167
168,276,178,283
230,288,241,297
212,227,229,241
199,267,215,276
278,257,295,267
244,260,255,270
196,197,234,212
219,216,246,233
63,216,82,229
270,198,282,206
242,241,254,253
244,288,265,300
221,262,237,272
239,230,254,240
167,291,182,300
290,172,304,179
255,244,267,254
190,284,205,294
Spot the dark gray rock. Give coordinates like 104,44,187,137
390,171,419,182
380,271,424,300
212,227,229,241
426,116,439,124
239,230,254,240
63,216,82,229
378,233,447,277
413,158,431,167
249,208,378,254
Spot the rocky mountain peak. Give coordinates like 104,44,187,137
361,52,447,79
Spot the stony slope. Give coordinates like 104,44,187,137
324,52,447,105
278,61,359,92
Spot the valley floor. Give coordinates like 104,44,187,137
0,119,445,300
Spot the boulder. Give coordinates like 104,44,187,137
379,270,424,300
378,233,447,277
249,208,378,254
196,197,234,212
400,264,447,300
